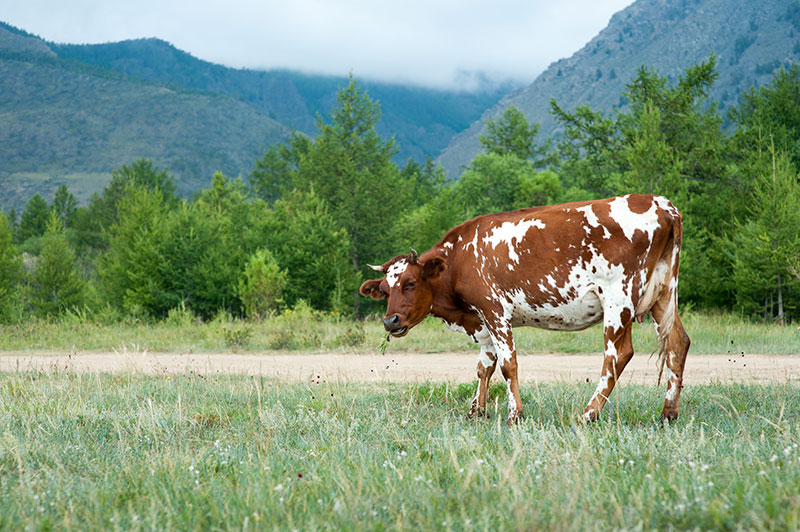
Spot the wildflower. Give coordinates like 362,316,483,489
770,455,778,463
274,483,284,491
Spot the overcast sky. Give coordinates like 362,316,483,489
1,0,635,89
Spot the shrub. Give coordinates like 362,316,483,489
238,249,287,319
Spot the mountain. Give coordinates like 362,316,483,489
0,22,516,210
51,38,516,165
438,0,800,177
0,22,290,209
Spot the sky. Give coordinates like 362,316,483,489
1,0,636,90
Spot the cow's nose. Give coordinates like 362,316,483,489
383,314,401,331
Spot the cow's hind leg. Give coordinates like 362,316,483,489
468,344,497,419
651,302,691,422
582,316,634,422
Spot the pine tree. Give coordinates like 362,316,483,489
29,211,85,317
16,193,50,244
0,211,24,322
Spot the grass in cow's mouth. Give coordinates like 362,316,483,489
0,372,798,530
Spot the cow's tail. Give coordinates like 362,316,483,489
635,200,684,386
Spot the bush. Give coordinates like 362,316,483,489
238,249,287,320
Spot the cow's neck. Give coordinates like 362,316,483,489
427,273,481,333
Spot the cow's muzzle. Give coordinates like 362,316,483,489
383,314,408,336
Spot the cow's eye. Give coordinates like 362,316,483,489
404,281,417,291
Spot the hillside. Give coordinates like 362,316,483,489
438,0,800,177
51,38,516,166
0,23,290,209
0,22,515,211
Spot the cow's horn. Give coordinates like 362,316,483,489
367,264,385,273
410,248,418,261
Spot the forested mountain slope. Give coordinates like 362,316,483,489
52,38,515,165
439,0,800,177
0,23,290,208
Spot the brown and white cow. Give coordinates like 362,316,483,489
360,194,690,425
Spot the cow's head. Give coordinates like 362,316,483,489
359,248,447,338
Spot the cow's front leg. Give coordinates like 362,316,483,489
467,343,497,419
486,323,522,426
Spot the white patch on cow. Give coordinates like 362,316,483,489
506,379,517,414
385,259,409,288
478,343,495,369
443,242,454,249
608,195,660,243
576,205,599,227
605,339,618,361
575,205,611,238
665,367,679,402
481,218,545,263
466,228,480,259
635,260,669,316
588,370,612,407
441,319,466,335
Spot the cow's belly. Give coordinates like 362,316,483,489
509,289,603,331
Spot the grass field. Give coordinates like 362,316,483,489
1,308,799,355
0,372,799,530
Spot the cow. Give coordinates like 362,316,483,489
360,194,690,425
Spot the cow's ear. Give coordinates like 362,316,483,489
359,279,387,300
422,256,447,280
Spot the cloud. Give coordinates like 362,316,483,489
1,0,635,89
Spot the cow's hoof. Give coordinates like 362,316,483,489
660,410,678,426
505,412,523,427
466,408,487,421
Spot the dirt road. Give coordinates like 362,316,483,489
1,350,798,384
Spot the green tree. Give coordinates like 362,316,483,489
16,193,50,245
97,183,171,316
731,145,800,322
480,105,551,166
81,159,177,251
400,157,447,208
52,184,78,227
730,64,800,170
294,75,407,313
0,211,24,322
456,152,560,217
29,211,85,317
267,189,354,311
249,133,310,203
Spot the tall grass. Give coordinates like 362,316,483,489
0,372,799,530
1,307,798,355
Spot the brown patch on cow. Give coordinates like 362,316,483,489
627,194,654,214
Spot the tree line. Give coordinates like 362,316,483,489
1,60,799,324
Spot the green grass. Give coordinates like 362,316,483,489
0,372,799,530
1,309,798,355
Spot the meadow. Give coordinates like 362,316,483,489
1,306,799,356
0,371,799,530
